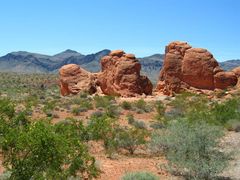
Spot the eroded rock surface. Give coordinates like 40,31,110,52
156,41,237,95
59,64,97,96
98,50,153,97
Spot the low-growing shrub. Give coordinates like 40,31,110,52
94,95,115,109
133,99,153,113
132,120,147,129
116,127,148,154
121,171,159,180
127,114,135,125
150,119,228,179
71,106,87,116
121,101,132,110
105,104,120,118
155,101,165,118
225,119,240,132
211,98,240,125
87,114,118,156
0,99,15,119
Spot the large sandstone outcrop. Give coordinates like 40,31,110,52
59,64,97,96
98,50,153,96
156,41,238,95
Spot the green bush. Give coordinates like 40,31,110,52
121,171,159,180
55,118,89,141
0,116,98,179
155,101,165,116
211,98,240,125
71,106,88,116
127,114,135,124
105,104,120,118
72,96,93,110
121,101,132,110
0,99,15,119
43,100,57,114
94,95,115,109
150,119,228,179
87,114,118,156
155,101,166,124
225,119,240,132
116,127,148,154
134,99,152,113
132,120,147,129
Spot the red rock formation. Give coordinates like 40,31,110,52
98,50,153,97
214,71,238,89
156,41,237,95
59,64,97,96
232,67,240,77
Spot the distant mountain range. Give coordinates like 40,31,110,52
0,49,239,83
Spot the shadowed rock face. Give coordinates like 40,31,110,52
59,64,97,96
98,50,153,97
156,41,238,95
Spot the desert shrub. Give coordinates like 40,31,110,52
94,95,115,109
134,99,152,113
12,111,30,127
150,119,228,179
155,101,166,125
71,106,88,116
87,114,118,156
225,119,240,132
0,99,15,119
132,120,147,129
121,171,159,180
149,122,164,129
91,111,104,118
134,99,146,110
55,118,89,141
116,127,148,154
105,104,120,118
72,96,93,110
169,92,200,118
127,114,135,124
126,114,147,129
24,94,39,109
121,101,132,110
43,100,57,114
1,119,98,179
155,101,165,118
210,98,240,125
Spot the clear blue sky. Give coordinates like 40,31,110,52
0,0,239,61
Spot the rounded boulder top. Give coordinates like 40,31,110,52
109,50,125,57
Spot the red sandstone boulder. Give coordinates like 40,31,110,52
59,64,97,96
156,41,237,95
232,67,240,77
98,50,153,97
182,48,219,90
214,71,238,89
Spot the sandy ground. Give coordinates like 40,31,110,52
221,132,240,180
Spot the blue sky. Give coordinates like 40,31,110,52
0,0,239,61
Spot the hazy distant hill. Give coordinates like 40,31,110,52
0,50,239,83
139,54,164,83
220,59,240,71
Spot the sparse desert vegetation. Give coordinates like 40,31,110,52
0,72,240,179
